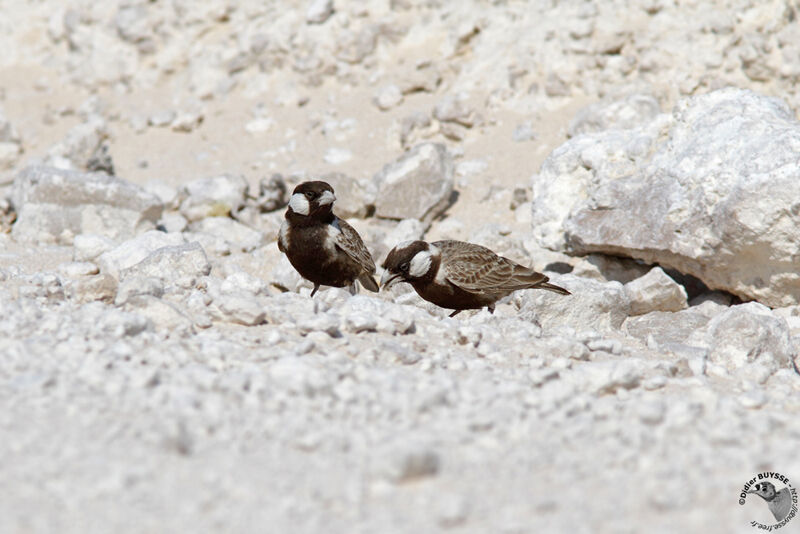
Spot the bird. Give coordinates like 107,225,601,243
278,180,379,297
381,239,570,317
748,482,793,522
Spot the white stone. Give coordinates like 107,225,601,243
306,0,334,24
532,89,800,307
74,234,116,262
624,266,688,315
97,231,186,278
705,302,796,373
119,242,211,286
323,147,352,165
518,274,630,333
12,166,162,244
179,174,249,222
374,85,404,111
373,143,454,223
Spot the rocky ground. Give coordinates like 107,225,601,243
1,1,800,533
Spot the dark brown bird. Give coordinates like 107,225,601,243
381,240,569,317
278,181,379,296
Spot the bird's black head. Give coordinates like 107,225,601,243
287,181,336,218
748,482,777,501
381,240,438,289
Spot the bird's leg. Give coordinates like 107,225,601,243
487,304,495,314
348,282,358,296
449,310,462,318
310,283,320,297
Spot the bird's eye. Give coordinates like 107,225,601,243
399,262,409,273
305,191,316,199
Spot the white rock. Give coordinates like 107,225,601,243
12,166,163,244
624,266,688,315
374,85,404,111
377,439,441,482
73,233,116,262
97,231,186,278
312,172,374,219
568,93,661,137
115,276,165,305
705,302,796,373
148,111,176,127
373,143,454,223
191,217,264,252
179,174,249,222
119,242,211,286
433,93,476,128
566,360,643,395
64,273,118,304
58,261,99,277
46,115,108,170
255,174,287,213
306,0,334,24
0,142,22,170
171,112,204,133
519,274,630,333
323,148,352,165
533,89,800,307
213,293,267,326
244,117,275,134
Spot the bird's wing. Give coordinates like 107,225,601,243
434,240,540,293
333,218,376,273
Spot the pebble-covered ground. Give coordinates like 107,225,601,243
1,1,799,533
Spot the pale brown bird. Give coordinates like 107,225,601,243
381,239,569,317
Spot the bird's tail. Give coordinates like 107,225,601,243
538,281,571,295
359,273,380,293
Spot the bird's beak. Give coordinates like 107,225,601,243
380,270,402,290
318,190,336,206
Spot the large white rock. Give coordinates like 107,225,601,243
12,166,162,244
532,88,800,307
373,143,454,223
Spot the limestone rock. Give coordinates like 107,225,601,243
373,143,453,223
119,242,211,286
179,174,249,222
191,217,265,252
97,231,186,278
624,266,687,315
568,93,661,137
705,302,796,373
12,166,162,244
517,274,630,333
318,172,374,219
532,88,800,307
306,0,334,24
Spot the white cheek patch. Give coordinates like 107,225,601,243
409,250,432,278
318,190,335,206
288,193,310,215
